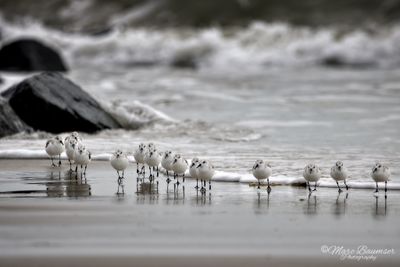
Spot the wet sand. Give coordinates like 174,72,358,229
0,159,399,266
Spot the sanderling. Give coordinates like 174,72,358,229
171,154,188,185
330,161,349,193
110,150,129,179
45,135,65,167
303,163,321,193
144,148,161,182
371,162,390,193
134,143,146,175
252,159,272,193
197,160,215,193
189,158,200,189
74,144,91,176
65,138,78,171
161,150,175,182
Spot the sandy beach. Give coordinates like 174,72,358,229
0,159,399,266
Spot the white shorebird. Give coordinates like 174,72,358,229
74,144,91,176
197,160,215,192
110,150,129,179
371,162,390,193
303,163,321,193
330,161,349,193
144,148,161,182
189,158,200,189
252,159,272,193
65,138,78,171
161,150,175,182
134,143,146,175
171,154,188,185
45,135,65,167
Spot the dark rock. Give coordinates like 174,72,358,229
0,39,68,72
320,55,375,68
1,72,121,133
0,98,31,138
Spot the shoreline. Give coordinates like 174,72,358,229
0,159,399,266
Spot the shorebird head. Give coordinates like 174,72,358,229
77,145,86,154
54,136,64,145
138,143,145,152
373,162,382,173
197,160,208,168
253,159,264,169
173,154,181,163
190,158,199,167
164,150,173,158
335,161,343,170
148,143,155,151
114,150,123,158
307,164,317,174
69,139,78,148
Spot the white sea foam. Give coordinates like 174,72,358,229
1,16,400,70
100,99,178,129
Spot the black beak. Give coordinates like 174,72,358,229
255,163,259,169
197,164,202,168
338,166,341,171
373,167,377,173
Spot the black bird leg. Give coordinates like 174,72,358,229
267,178,271,193
307,182,311,192
375,182,379,193
336,181,342,193
58,155,62,166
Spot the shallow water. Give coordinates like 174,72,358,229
0,160,399,260
1,66,400,185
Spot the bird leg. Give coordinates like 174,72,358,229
257,181,260,189
267,178,271,193
313,182,317,191
58,155,62,167
385,181,387,193
307,182,311,192
51,157,56,167
69,160,72,171
344,180,349,190
336,181,342,193
157,167,159,177
375,182,379,193
209,180,211,190
183,174,185,183
195,179,199,189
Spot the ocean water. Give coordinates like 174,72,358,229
0,18,400,187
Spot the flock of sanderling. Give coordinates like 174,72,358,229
46,131,392,195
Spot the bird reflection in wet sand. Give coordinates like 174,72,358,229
116,177,124,195
165,186,186,205
373,195,387,218
332,192,349,217
304,194,318,215
194,188,211,205
46,171,63,197
136,181,159,195
65,179,91,198
46,171,91,197
254,192,270,213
